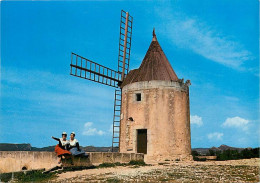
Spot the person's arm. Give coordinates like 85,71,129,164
52,136,59,141
76,142,80,151
66,143,70,150
52,136,62,148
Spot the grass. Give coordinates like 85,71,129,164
128,160,146,166
160,178,170,181
16,171,57,183
15,161,259,182
0,170,57,183
97,160,146,168
97,162,126,168
131,165,141,168
57,165,96,173
98,162,117,168
106,178,121,183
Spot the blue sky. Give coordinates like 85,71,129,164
0,0,259,148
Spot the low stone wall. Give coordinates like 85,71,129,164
196,156,217,161
89,152,144,165
0,151,58,173
0,151,144,173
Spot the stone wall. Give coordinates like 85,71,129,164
0,151,144,173
120,80,192,161
88,152,144,165
0,151,58,173
196,156,217,161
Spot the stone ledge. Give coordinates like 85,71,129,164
0,151,144,173
122,80,190,92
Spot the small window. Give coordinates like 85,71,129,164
136,93,141,101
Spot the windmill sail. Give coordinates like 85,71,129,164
118,10,133,80
69,10,133,152
70,53,121,88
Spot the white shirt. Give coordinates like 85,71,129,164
70,139,79,147
59,138,69,146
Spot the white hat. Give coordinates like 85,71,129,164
62,132,67,135
71,132,75,135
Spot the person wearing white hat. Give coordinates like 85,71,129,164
69,132,86,156
52,132,71,163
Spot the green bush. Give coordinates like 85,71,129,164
0,170,56,182
193,157,206,161
97,160,146,168
216,148,259,161
191,150,199,156
192,148,259,161
16,171,56,182
128,160,146,166
98,162,117,168
106,177,121,183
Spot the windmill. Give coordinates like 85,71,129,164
70,10,133,152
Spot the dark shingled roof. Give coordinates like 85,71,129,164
121,30,178,88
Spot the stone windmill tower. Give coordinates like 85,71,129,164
119,30,192,161
69,10,192,161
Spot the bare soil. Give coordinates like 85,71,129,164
51,158,259,182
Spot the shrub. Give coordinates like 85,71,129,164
0,170,56,182
128,160,146,166
98,162,117,168
193,157,206,161
16,171,56,182
106,178,121,183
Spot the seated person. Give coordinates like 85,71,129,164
69,132,87,156
52,132,71,163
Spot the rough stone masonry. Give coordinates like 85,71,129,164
119,30,192,161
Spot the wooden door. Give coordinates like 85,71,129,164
137,129,147,154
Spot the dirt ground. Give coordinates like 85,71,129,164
51,158,259,182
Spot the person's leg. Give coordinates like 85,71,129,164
58,156,62,164
71,155,74,165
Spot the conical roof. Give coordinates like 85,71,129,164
121,29,178,88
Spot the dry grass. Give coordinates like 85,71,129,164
51,158,260,183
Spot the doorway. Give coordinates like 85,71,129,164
137,129,147,154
